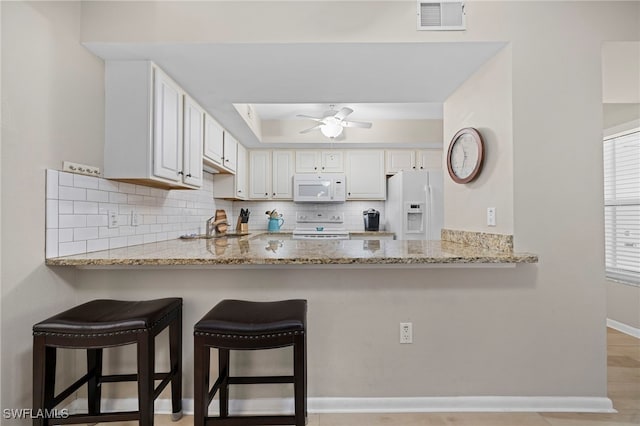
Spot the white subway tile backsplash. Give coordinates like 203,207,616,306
87,238,109,252
127,235,144,246
59,215,86,229
109,236,127,249
46,170,59,199
109,192,128,204
127,194,143,204
119,182,137,194
46,200,58,229
46,229,58,258
58,172,74,187
74,201,99,214
74,227,99,241
135,185,151,196
86,215,108,227
46,171,301,258
59,229,74,243
74,174,99,189
59,241,86,257
86,189,109,203
143,234,157,244
98,178,119,192
59,186,86,201
59,200,73,214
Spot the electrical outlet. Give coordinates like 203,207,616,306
63,161,101,177
487,207,496,227
108,211,119,229
400,322,413,344
131,211,140,227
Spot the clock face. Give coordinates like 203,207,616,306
447,128,484,184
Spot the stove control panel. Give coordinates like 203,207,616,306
296,212,344,223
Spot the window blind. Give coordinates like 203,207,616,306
603,130,640,285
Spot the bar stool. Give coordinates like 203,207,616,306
32,298,183,426
193,299,307,426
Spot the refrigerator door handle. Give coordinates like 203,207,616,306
426,185,432,240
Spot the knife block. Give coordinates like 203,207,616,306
236,218,248,233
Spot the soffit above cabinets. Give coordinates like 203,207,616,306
85,42,506,149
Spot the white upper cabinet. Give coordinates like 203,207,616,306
248,150,294,200
345,150,386,200
223,133,238,173
236,143,248,199
385,149,442,174
385,150,416,174
153,68,184,182
203,114,224,167
249,150,271,199
320,151,344,172
295,150,343,173
104,61,201,189
182,95,204,187
272,151,294,199
416,149,442,170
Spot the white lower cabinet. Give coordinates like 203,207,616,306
104,61,202,189
249,150,294,200
345,150,386,200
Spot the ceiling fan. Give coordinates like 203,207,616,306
297,106,372,139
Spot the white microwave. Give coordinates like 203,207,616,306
293,174,346,203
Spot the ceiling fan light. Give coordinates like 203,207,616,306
320,119,343,138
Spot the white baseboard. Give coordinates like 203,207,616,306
607,318,640,339
67,395,615,415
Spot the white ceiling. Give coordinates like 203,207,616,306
85,42,506,148
251,102,443,120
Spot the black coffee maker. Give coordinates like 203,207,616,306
363,209,380,231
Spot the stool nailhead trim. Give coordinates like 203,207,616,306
194,330,304,339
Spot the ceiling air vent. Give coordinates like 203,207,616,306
417,1,465,31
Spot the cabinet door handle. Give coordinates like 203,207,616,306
238,190,242,193
322,166,325,170
314,166,317,170
412,166,416,169
272,193,276,196
178,171,184,175
186,173,192,177
265,192,268,196
348,192,351,196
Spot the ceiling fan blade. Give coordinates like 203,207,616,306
296,114,324,122
300,124,322,134
334,107,354,121
342,120,372,129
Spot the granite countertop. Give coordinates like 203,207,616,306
45,232,538,267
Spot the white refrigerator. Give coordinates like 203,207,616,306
384,170,444,240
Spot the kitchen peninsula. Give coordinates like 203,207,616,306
46,230,538,267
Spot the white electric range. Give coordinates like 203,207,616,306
292,211,349,240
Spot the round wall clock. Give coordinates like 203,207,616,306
446,127,485,184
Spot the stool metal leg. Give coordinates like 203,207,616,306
169,309,183,420
218,348,230,418
137,332,155,426
87,349,103,416
293,334,306,426
193,335,210,426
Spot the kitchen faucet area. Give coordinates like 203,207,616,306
2,1,639,425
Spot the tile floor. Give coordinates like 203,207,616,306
121,328,640,425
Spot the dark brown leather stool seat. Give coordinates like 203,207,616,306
193,299,307,426
32,298,183,426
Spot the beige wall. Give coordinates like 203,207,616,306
443,46,513,234
2,0,640,411
602,41,640,104
1,1,104,410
